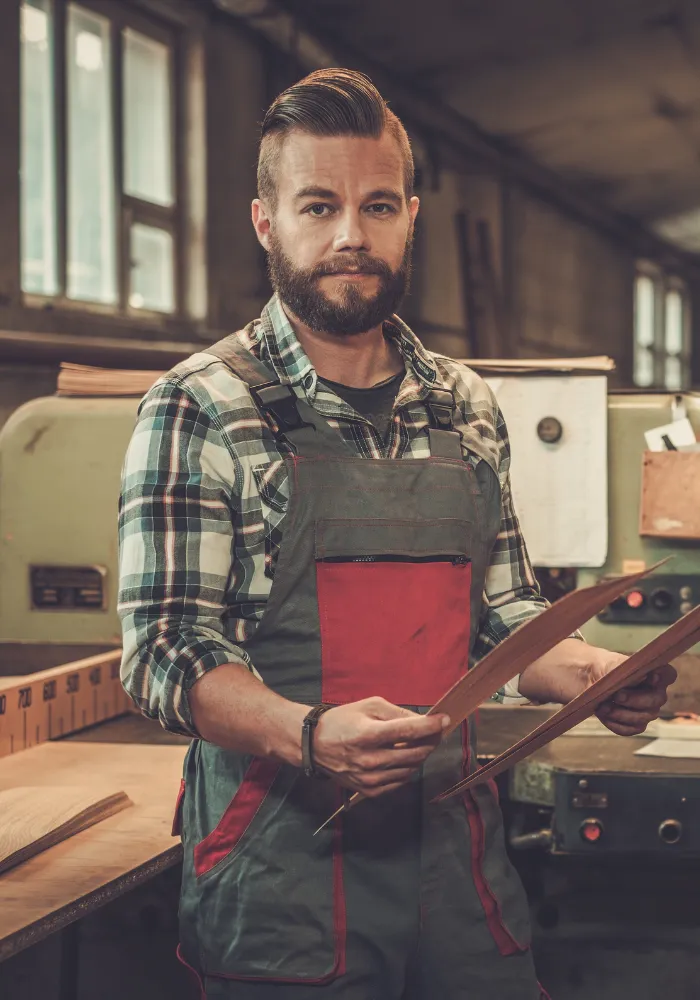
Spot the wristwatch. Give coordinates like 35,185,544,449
301,704,332,778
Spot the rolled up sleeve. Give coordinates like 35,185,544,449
118,382,252,736
473,405,550,704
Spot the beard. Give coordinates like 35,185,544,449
267,233,413,337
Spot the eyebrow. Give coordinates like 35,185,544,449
293,186,404,206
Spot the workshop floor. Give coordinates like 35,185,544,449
3,859,700,999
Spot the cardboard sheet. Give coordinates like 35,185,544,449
484,375,608,567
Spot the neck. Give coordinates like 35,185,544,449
281,303,404,388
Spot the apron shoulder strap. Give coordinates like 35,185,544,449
205,330,352,458
205,329,279,389
425,388,463,460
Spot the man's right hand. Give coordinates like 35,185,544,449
313,697,450,798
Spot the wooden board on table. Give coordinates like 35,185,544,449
0,736,187,961
0,786,132,875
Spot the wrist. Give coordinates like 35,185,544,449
264,700,310,767
518,638,597,704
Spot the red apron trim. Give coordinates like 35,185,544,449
194,758,280,878
171,779,186,837
176,945,206,1000
318,559,471,706
461,724,526,957
538,984,552,1000
205,793,347,984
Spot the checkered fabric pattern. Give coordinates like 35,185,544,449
118,294,549,736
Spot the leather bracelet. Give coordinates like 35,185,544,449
301,704,332,778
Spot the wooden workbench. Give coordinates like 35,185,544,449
0,715,189,962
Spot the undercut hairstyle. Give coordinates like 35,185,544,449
257,68,414,210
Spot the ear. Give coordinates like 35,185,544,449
408,195,420,225
252,199,272,251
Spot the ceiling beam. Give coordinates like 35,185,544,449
213,0,700,274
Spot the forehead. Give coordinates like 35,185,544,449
276,130,405,200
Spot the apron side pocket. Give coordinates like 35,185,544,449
194,758,280,877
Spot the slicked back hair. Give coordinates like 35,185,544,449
257,69,414,210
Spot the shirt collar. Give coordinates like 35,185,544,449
252,294,442,401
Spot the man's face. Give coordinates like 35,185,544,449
252,130,420,336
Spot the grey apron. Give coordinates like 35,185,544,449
174,332,543,999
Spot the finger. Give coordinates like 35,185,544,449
598,705,658,728
356,767,418,791
361,698,418,721
614,689,668,711
362,780,407,799
651,663,678,687
599,719,650,737
359,746,435,771
367,714,449,747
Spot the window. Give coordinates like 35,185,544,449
20,0,185,317
634,265,691,390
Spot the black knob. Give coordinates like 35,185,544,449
537,417,563,444
659,819,682,845
651,589,673,611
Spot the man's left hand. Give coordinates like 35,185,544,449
591,654,677,736
518,639,677,735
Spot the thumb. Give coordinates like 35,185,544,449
362,697,416,721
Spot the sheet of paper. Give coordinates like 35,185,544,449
484,375,608,567
644,417,697,452
641,719,700,741
634,739,700,759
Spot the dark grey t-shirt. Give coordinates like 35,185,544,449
320,371,404,441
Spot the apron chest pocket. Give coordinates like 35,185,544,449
315,517,473,708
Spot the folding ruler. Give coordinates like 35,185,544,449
0,650,131,759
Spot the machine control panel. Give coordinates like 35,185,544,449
596,574,700,625
554,772,700,855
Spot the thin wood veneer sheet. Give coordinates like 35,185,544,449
427,561,664,736
0,786,132,875
434,604,700,803
315,563,663,833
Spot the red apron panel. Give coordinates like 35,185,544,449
317,559,471,706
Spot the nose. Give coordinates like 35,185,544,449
332,210,371,254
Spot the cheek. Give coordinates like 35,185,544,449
275,221,332,268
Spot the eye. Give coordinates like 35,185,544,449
305,203,333,217
367,203,396,216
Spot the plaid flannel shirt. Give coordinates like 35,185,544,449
118,295,548,737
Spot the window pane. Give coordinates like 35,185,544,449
665,289,684,356
123,29,173,207
66,5,116,304
634,275,655,348
129,224,174,313
21,0,57,296
634,346,654,388
665,355,683,391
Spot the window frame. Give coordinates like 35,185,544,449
633,262,692,390
21,0,185,319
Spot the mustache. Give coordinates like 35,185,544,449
311,255,391,278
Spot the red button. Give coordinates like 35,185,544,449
580,819,603,843
626,590,645,609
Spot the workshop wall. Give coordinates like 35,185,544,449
0,0,684,432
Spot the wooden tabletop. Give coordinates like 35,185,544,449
0,715,189,962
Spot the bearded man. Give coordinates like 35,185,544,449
118,69,673,999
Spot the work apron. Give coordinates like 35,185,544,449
175,334,542,999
